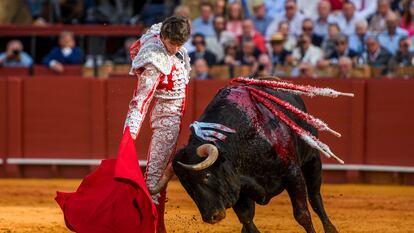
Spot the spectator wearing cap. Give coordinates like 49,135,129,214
292,34,324,66
192,2,215,37
189,33,217,67
0,40,33,67
337,56,354,78
302,18,324,47
251,0,274,36
400,0,414,36
265,0,305,39
389,37,414,69
41,31,82,73
206,15,236,62
268,33,293,66
193,58,213,80
319,34,360,67
360,35,392,70
313,0,336,39
349,19,370,54
239,18,267,53
378,12,409,55
369,0,392,33
226,1,244,37
332,1,364,36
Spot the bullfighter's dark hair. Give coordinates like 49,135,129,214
160,16,191,45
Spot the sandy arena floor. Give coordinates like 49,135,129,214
0,179,413,233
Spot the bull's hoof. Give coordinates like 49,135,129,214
324,224,339,233
241,223,260,233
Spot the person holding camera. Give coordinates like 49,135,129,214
0,40,33,67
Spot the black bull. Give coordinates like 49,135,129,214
173,84,339,233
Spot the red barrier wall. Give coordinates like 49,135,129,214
0,77,413,184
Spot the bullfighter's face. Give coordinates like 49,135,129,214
173,145,240,224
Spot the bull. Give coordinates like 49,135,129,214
172,81,340,233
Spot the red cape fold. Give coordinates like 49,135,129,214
55,127,157,233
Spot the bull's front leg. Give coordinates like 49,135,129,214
233,196,260,233
240,176,266,204
286,165,316,233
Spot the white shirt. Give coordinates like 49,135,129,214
350,0,377,19
292,45,324,66
265,12,305,39
332,12,364,36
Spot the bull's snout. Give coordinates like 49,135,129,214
203,210,226,224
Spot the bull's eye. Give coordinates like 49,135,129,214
203,173,211,184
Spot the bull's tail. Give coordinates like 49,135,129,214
232,78,353,164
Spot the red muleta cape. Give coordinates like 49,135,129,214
55,127,157,233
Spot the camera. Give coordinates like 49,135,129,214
12,49,20,56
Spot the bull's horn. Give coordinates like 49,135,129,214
177,144,218,171
148,164,174,195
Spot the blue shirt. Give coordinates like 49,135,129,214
191,16,215,37
41,47,83,66
0,51,33,67
378,28,409,55
252,15,274,36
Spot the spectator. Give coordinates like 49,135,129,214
313,0,336,39
226,1,244,37
328,0,377,18
400,0,414,36
292,34,324,66
0,40,33,67
192,1,215,37
0,0,32,25
351,0,378,19
255,53,273,76
337,56,353,78
189,33,217,66
265,0,305,39
332,1,363,36
193,58,213,80
297,0,320,18
263,0,286,18
251,0,274,36
206,15,236,62
222,41,241,65
389,37,414,69
369,0,392,33
349,19,370,54
378,12,409,55
268,33,293,67
173,5,191,18
277,21,297,51
360,35,392,71
214,0,227,16
322,34,360,65
321,23,341,59
239,19,267,53
111,37,136,65
302,18,324,47
291,62,317,78
238,40,260,65
41,31,83,73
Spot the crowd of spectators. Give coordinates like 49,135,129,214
1,0,414,78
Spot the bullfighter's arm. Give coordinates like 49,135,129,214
124,64,161,139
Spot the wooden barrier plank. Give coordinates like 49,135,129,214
365,79,414,166
23,78,92,158
0,79,7,177
90,79,107,158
